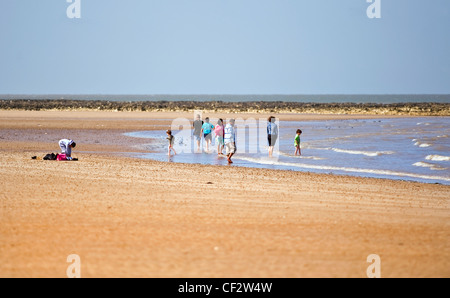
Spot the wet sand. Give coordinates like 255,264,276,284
0,110,449,277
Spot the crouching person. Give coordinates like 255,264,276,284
59,139,76,161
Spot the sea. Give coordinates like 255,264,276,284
2,94,450,103
125,116,450,185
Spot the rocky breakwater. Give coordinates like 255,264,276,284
0,100,449,116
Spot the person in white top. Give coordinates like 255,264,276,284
224,119,236,164
59,139,76,160
267,116,278,158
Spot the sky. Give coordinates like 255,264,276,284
0,0,449,95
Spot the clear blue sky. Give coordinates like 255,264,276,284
1,0,449,94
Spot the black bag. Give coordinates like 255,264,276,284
43,153,58,160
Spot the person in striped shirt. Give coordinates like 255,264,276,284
224,119,236,164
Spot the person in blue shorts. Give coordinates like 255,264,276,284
200,117,214,152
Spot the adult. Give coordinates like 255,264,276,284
224,119,236,163
267,116,278,157
59,139,76,160
214,118,225,155
200,117,214,152
192,114,203,152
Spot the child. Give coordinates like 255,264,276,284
214,119,225,155
294,129,302,156
166,130,177,156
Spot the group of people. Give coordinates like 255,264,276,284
166,115,302,163
167,115,237,163
59,116,302,164
193,115,237,163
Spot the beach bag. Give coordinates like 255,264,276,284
43,153,57,160
56,154,67,161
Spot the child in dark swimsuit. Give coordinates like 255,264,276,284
166,130,177,156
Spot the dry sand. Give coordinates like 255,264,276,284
0,110,449,278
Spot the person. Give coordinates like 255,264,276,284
192,114,203,152
59,139,76,160
294,129,302,156
214,118,225,155
224,119,236,164
200,117,214,152
166,130,177,156
267,116,278,157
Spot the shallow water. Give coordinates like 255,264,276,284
125,117,450,185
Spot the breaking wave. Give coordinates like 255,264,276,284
425,155,450,162
414,141,432,148
278,151,326,160
413,162,447,171
234,156,450,183
331,148,395,157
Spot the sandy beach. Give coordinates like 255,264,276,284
0,110,449,278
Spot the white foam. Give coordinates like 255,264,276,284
331,148,395,157
234,156,450,183
426,155,450,162
306,146,332,151
413,162,447,171
278,151,326,160
414,142,432,148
